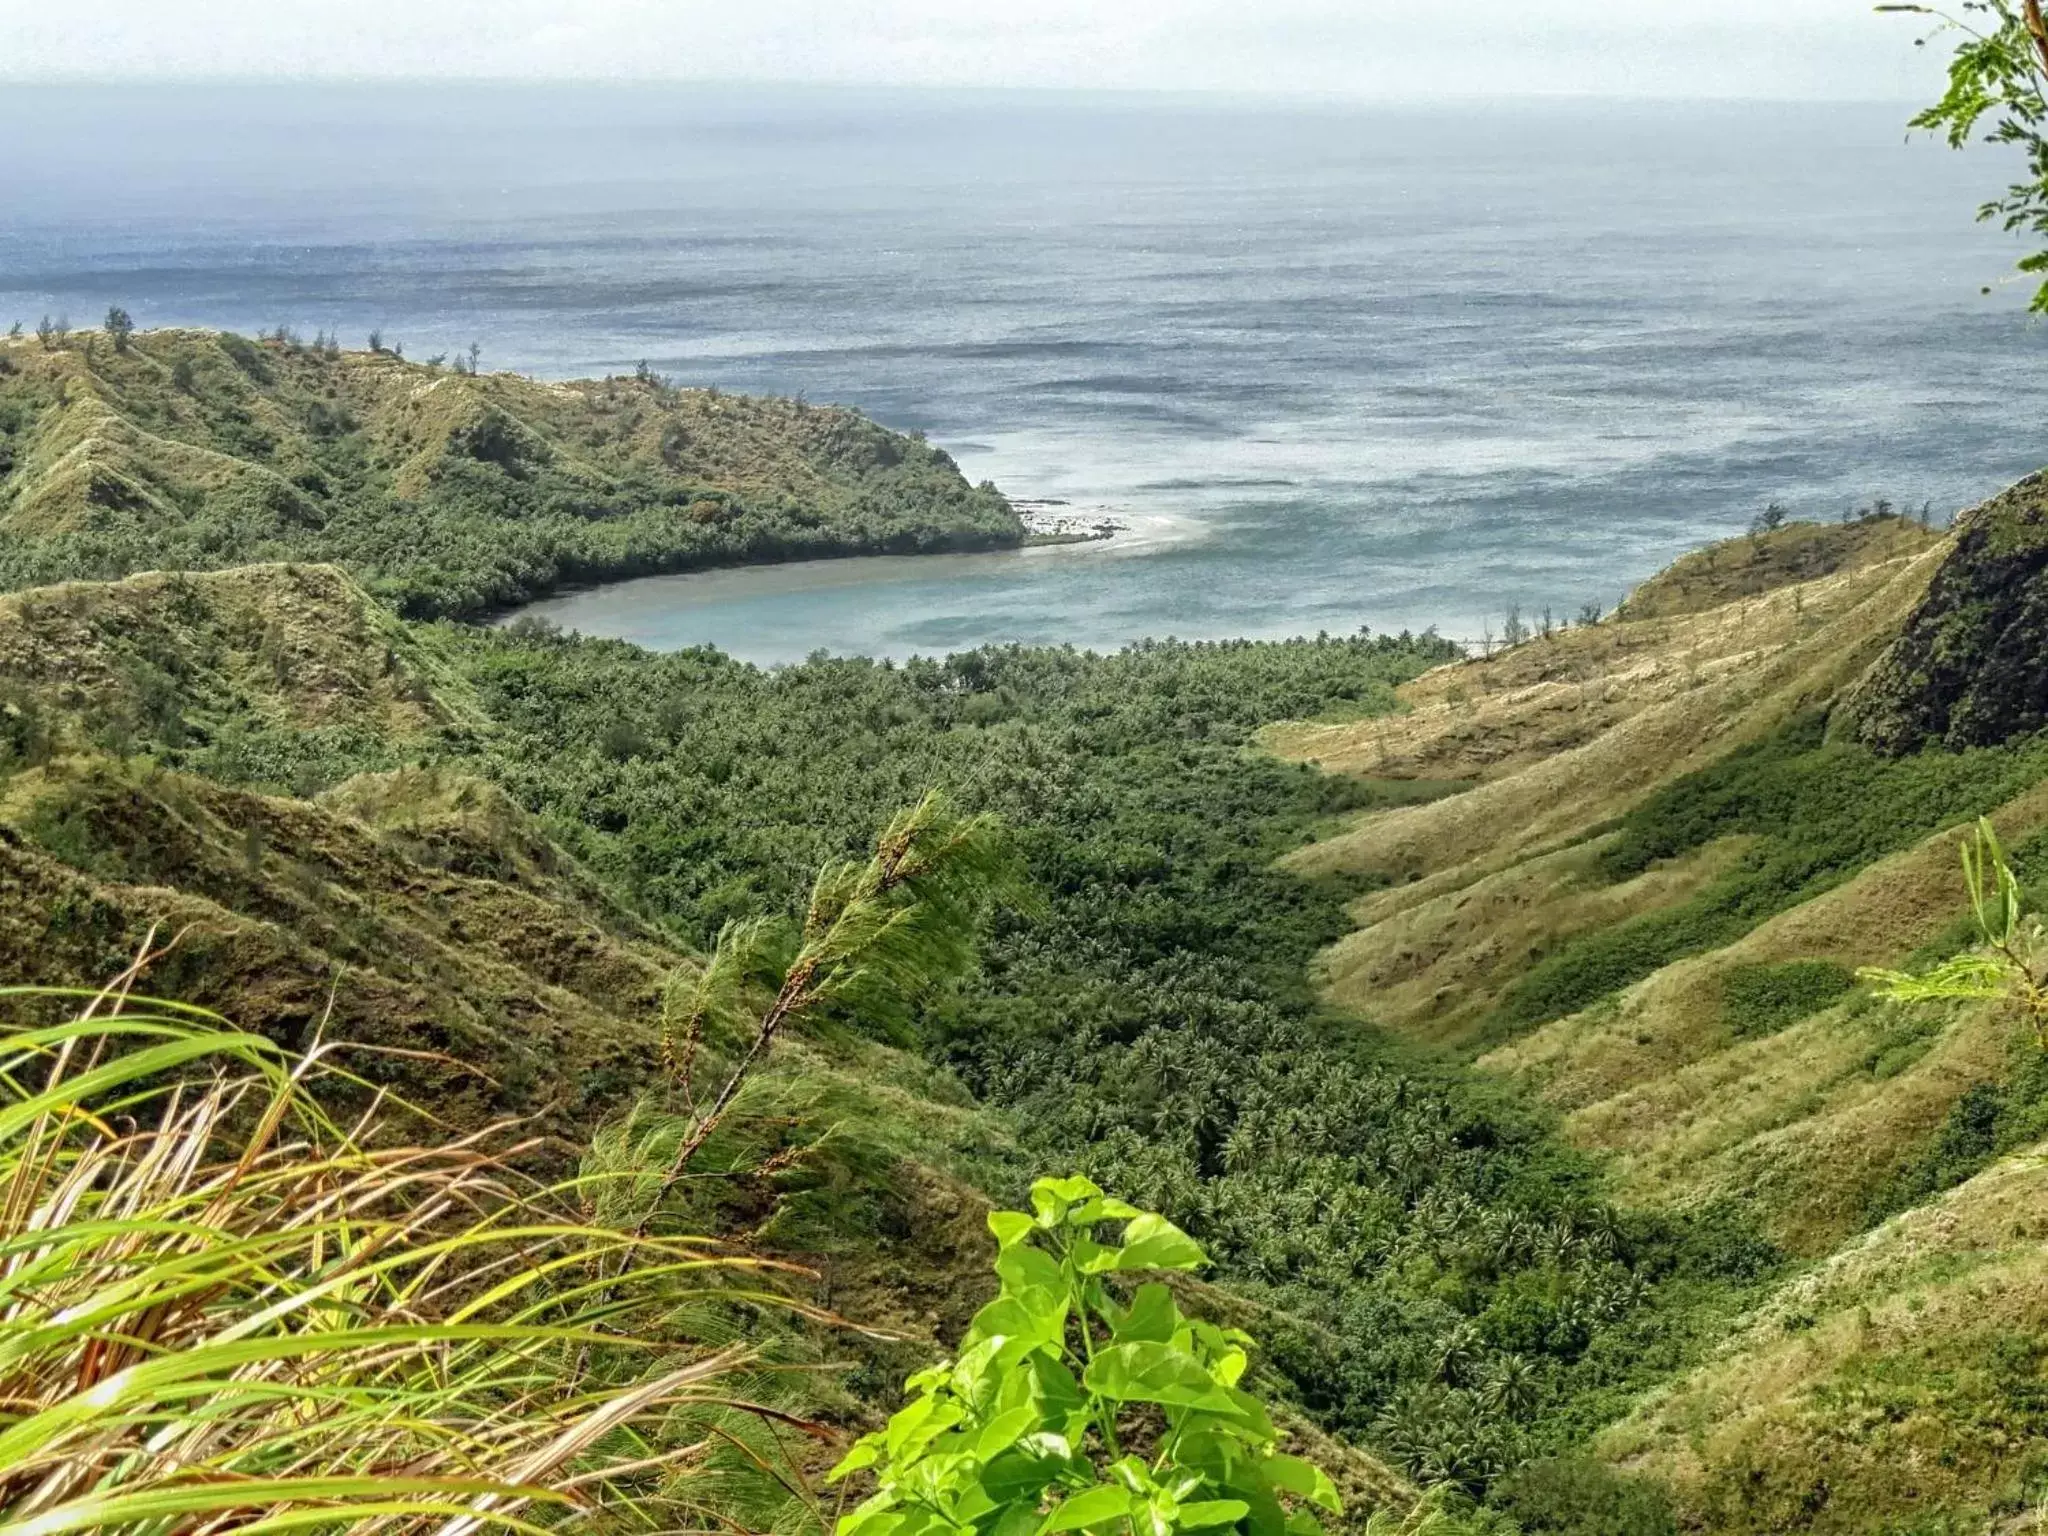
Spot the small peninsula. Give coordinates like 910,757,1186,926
0,327,1023,619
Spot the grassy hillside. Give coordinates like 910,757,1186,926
1615,513,1941,623
0,327,1021,617
1605,1144,2048,1532
1271,514,2048,1528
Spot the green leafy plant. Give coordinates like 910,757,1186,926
827,1175,1342,1536
1882,1,2048,307
1861,817,2048,1040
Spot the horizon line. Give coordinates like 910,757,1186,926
0,73,1933,109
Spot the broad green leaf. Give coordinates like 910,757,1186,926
1030,1175,1103,1227
828,1434,884,1483
1219,1386,1276,1440
968,1287,1066,1348
1259,1457,1341,1515
1238,1485,1291,1536
975,1406,1038,1460
996,1241,1065,1298
1069,1196,1144,1225
1210,1346,1247,1388
903,1450,980,1511
1106,1455,1152,1493
951,1335,1013,1410
1083,1341,1240,1414
980,1443,1074,1505
886,1392,964,1461
840,1490,905,1536
883,1391,939,1454
1169,1429,1240,1485
1074,1235,1121,1274
1116,1214,1207,1273
1036,1483,1132,1535
989,1210,1036,1249
952,1481,999,1525
1016,1431,1075,1460
1026,1351,1088,1416
1179,1501,1252,1529
1113,1283,1180,1344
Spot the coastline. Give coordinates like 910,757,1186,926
484,493,1142,629
1013,498,1126,547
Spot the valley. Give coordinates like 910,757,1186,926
5,329,2048,1533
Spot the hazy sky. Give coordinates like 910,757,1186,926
0,0,1942,100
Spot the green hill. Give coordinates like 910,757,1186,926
0,327,1022,617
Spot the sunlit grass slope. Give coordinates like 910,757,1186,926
1267,511,2048,1529
1605,1143,2048,1533
1270,519,1950,1048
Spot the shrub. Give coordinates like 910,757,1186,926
1489,1457,1674,1535
1719,960,1855,1039
830,1175,1344,1536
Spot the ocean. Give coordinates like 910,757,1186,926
2,82,2041,662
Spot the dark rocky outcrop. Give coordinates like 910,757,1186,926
1847,474,2048,753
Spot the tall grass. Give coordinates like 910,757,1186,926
0,971,807,1535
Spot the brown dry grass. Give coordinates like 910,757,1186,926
1615,514,1941,622
1271,537,1948,1067
1310,835,1749,1049
1276,541,1942,893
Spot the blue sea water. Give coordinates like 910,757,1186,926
1,83,2042,662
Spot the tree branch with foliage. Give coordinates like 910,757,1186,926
646,791,1029,1220
1861,816,2048,1040
1884,0,2048,306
